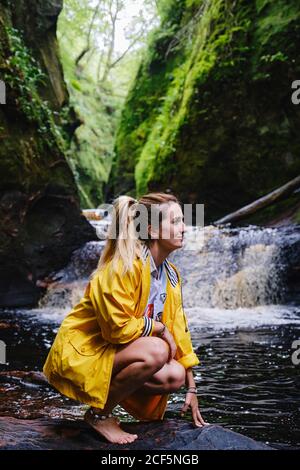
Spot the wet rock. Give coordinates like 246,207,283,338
0,417,272,450
0,370,48,386
0,370,274,449
0,322,18,330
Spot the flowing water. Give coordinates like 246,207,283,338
1,221,300,449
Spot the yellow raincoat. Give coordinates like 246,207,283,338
43,249,199,421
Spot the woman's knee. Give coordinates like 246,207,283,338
166,361,186,392
142,337,169,370
112,336,168,376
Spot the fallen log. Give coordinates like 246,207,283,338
214,175,300,225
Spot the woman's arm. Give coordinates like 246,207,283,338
181,367,209,427
152,321,177,362
186,367,196,388
89,267,155,344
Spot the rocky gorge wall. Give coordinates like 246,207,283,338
0,0,96,307
109,0,300,224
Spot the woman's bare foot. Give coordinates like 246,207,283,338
84,408,138,445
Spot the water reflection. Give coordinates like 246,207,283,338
1,223,300,448
0,307,299,449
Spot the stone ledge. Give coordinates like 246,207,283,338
0,416,272,450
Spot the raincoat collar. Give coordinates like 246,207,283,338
140,243,178,288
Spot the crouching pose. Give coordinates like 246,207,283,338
43,192,208,444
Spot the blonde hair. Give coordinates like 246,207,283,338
93,192,180,277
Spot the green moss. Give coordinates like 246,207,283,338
134,0,249,195
62,74,119,208
255,0,300,46
112,0,300,222
3,26,66,151
109,0,190,194
293,207,300,224
0,19,76,196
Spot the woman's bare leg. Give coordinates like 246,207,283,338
84,336,169,444
139,359,186,394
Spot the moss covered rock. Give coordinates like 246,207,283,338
110,0,300,222
0,0,96,307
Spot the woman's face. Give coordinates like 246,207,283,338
149,202,186,253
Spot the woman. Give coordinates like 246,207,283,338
43,192,208,445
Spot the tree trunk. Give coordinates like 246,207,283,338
214,175,300,225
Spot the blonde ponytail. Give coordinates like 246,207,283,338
92,192,179,278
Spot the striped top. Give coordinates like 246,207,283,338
140,244,179,337
143,249,167,323
140,244,178,288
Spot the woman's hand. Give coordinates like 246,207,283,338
161,327,177,362
180,392,209,427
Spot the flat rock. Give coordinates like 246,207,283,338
0,416,272,450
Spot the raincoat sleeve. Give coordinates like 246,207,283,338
89,265,154,344
172,269,200,369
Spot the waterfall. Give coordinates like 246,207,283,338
169,225,289,309
34,219,300,330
